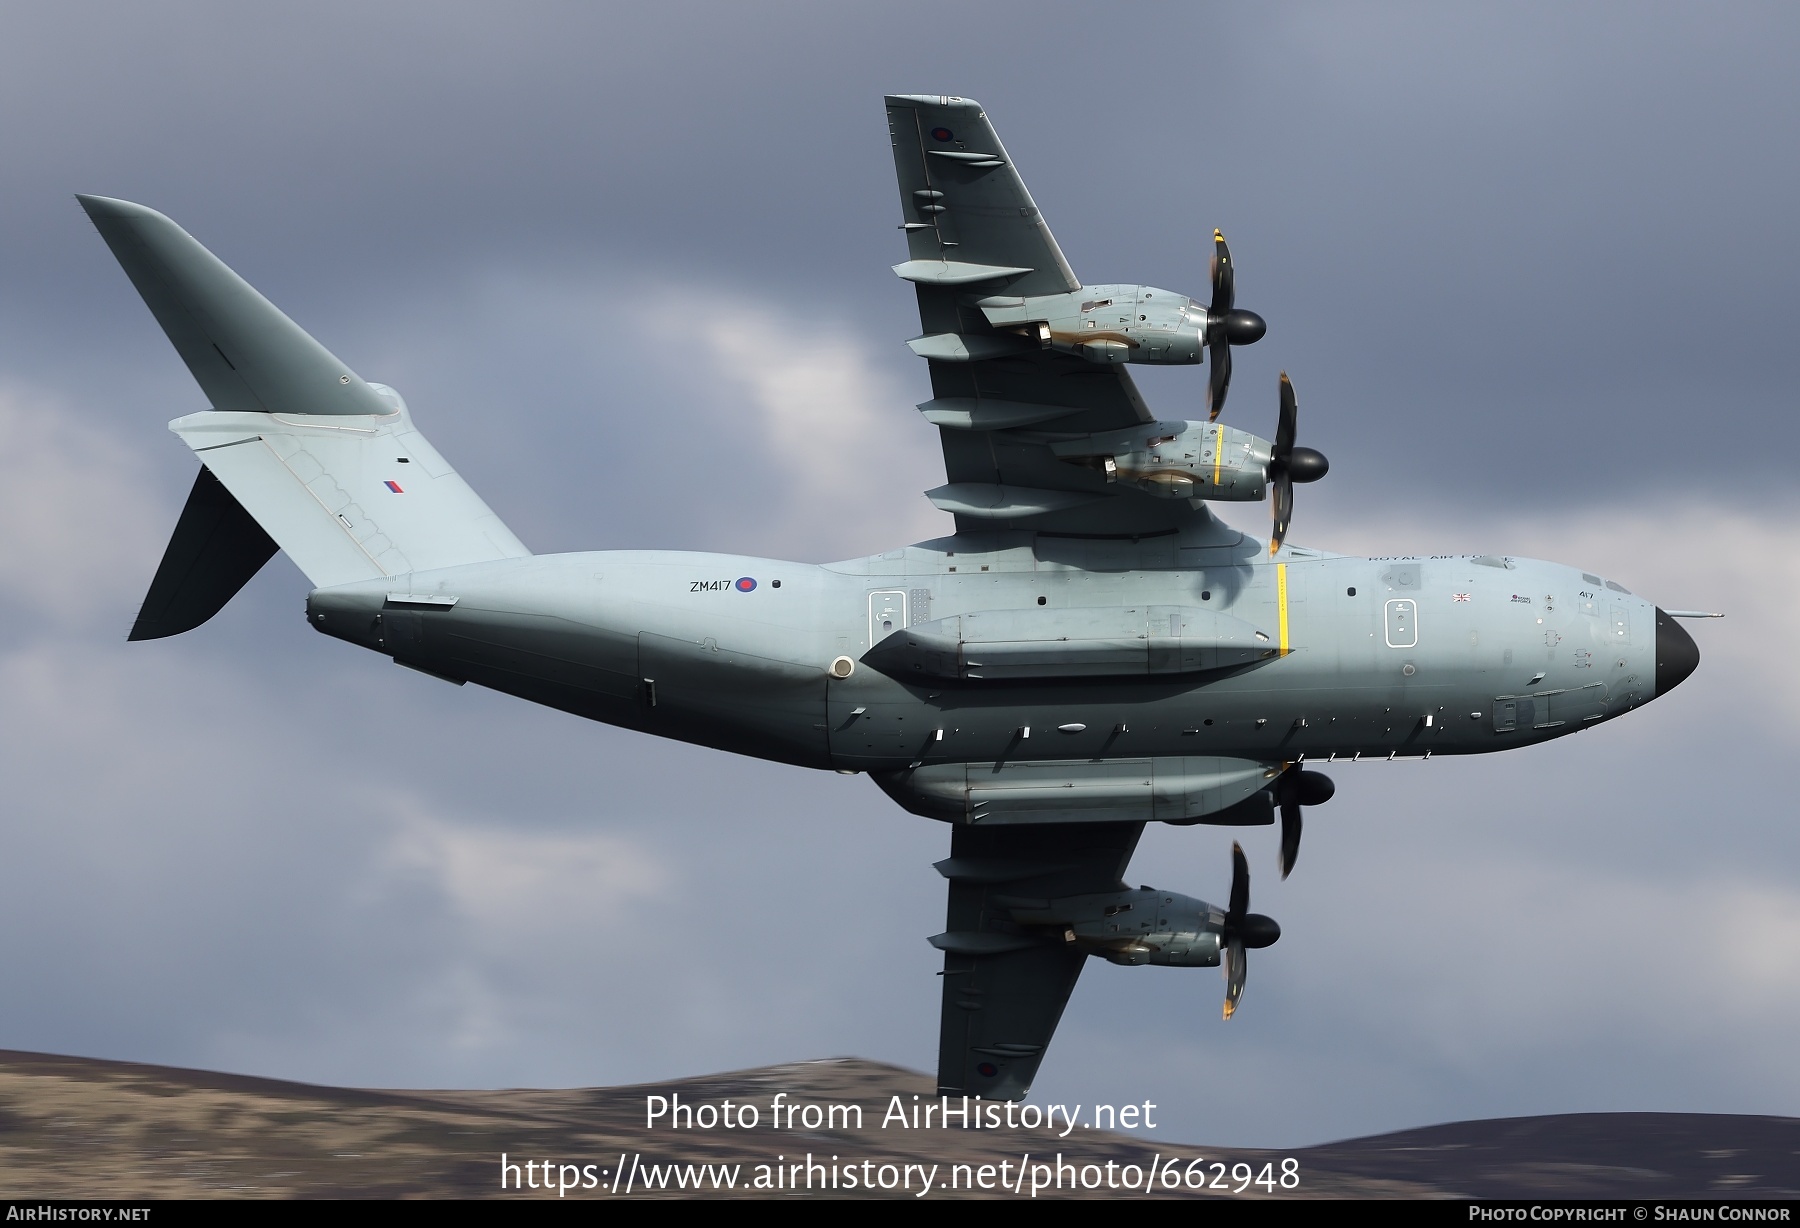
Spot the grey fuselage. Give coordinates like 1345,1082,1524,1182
306,510,1673,789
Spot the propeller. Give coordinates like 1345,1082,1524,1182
1266,372,1330,556
1270,763,1336,880
1206,229,1267,421
1220,841,1282,1020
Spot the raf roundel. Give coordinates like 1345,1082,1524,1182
735,576,757,592
930,127,953,142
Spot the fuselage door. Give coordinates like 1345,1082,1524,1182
1384,598,1418,648
870,589,908,646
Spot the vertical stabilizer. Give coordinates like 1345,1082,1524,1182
83,195,531,609
167,396,529,588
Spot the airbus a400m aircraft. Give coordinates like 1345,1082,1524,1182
83,95,1703,1102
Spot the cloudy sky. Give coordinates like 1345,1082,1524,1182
1,2,1796,1148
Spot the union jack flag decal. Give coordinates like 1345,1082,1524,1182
1453,592,1471,602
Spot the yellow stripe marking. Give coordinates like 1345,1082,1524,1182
1277,563,1290,657
1213,425,1224,487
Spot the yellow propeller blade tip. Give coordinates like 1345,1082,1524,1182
1214,228,1225,241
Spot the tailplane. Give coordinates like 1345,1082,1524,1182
129,466,277,641
80,195,529,632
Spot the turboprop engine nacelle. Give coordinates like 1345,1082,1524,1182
1004,886,1278,968
974,283,1265,366
1051,420,1273,502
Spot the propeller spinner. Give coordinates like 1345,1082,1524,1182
1271,763,1336,879
1206,230,1268,421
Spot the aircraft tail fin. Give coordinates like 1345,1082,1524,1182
82,195,530,620
78,194,395,419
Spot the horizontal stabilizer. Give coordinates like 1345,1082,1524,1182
77,195,392,417
129,466,278,641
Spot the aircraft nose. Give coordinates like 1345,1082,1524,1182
1654,608,1700,696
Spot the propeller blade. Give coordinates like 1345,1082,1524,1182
1271,764,1333,876
1267,373,1302,556
1227,840,1250,922
1209,228,1235,315
1275,371,1297,459
1222,938,1246,1020
1269,471,1293,556
1207,338,1232,421
1204,231,1265,422
1279,800,1302,879
1220,840,1276,1018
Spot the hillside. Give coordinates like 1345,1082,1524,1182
0,1050,1792,1198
